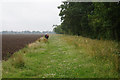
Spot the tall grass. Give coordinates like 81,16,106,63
2,34,119,78
61,35,119,72
0,61,2,79
10,53,25,69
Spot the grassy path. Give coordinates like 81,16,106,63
2,34,119,78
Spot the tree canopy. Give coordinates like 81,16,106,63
54,2,120,41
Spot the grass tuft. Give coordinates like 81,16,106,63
11,53,25,69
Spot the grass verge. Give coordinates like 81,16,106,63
2,34,119,78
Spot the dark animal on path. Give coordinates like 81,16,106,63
45,34,49,39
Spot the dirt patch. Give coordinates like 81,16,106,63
2,34,43,60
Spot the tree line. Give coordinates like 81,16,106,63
54,2,120,41
1,31,54,34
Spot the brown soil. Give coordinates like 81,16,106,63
2,34,43,60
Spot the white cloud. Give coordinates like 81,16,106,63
1,0,63,31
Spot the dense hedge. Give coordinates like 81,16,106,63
54,2,120,41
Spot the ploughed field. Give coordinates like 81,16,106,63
2,34,42,60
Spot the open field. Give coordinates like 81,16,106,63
2,34,43,60
2,34,119,78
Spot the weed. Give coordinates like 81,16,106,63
11,54,25,69
4,52,11,60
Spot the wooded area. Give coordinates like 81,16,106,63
54,2,120,41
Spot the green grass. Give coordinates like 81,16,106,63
0,61,2,79
2,34,119,78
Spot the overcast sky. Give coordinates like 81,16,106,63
0,0,64,31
